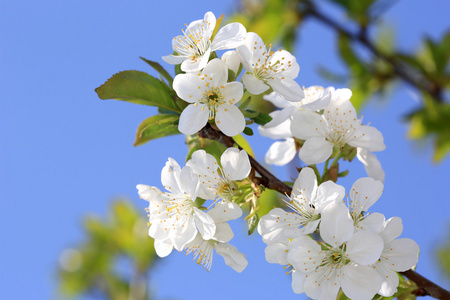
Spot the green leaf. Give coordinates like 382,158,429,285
227,69,236,82
243,127,254,136
253,112,273,125
233,134,255,157
134,114,181,146
139,57,173,85
96,71,181,113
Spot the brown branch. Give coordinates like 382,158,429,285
301,2,443,101
199,124,450,299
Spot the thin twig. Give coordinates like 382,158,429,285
200,124,450,299
301,2,443,101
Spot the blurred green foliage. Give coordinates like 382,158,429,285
230,0,450,162
58,200,158,300
436,225,450,281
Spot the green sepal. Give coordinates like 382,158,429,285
96,70,181,113
134,114,181,146
227,69,236,82
247,213,259,235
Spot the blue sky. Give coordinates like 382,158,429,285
1,0,449,299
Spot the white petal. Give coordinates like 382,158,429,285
136,184,161,202
383,238,419,272
173,73,204,102
299,137,333,165
314,180,346,213
208,200,243,222
357,148,385,182
193,207,216,240
287,235,324,273
154,238,174,258
341,264,382,300
162,54,187,65
161,158,182,194
319,203,354,247
242,73,269,94
263,91,293,109
203,12,216,37
236,32,266,71
349,125,386,152
171,217,197,250
221,50,241,74
347,230,384,265
379,217,403,243
269,50,300,79
178,104,209,135
304,267,340,300
300,86,333,111
215,104,245,136
264,138,297,166
350,177,384,215
222,82,244,105
376,262,399,297
215,243,248,273
268,77,303,102
180,47,211,73
148,223,169,240
262,106,296,128
211,22,247,50
291,270,307,294
213,222,234,243
258,118,292,139
291,110,327,140
201,58,228,86
221,147,251,180
177,166,199,197
292,167,317,202
264,242,289,265
257,208,301,244
358,212,385,232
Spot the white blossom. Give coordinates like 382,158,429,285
173,58,245,136
291,88,385,165
237,32,303,101
187,147,250,202
137,158,216,252
258,118,296,166
258,167,345,244
374,217,420,297
163,12,246,72
288,203,384,300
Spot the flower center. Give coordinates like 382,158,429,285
252,45,292,81
216,180,236,201
199,87,225,120
174,22,211,60
323,107,358,149
321,247,350,269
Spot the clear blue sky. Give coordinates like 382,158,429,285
1,1,449,299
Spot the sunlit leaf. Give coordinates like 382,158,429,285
134,114,181,146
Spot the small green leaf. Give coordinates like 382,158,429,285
243,127,254,136
96,71,181,113
247,213,259,235
253,112,273,125
243,109,259,118
139,57,173,85
227,69,236,82
233,134,255,157
134,114,180,146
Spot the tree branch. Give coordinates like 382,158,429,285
199,124,450,300
301,2,443,101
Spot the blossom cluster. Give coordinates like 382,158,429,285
138,147,251,273
258,168,419,299
133,11,421,300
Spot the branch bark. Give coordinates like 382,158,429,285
200,124,450,300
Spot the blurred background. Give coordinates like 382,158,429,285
1,0,449,299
